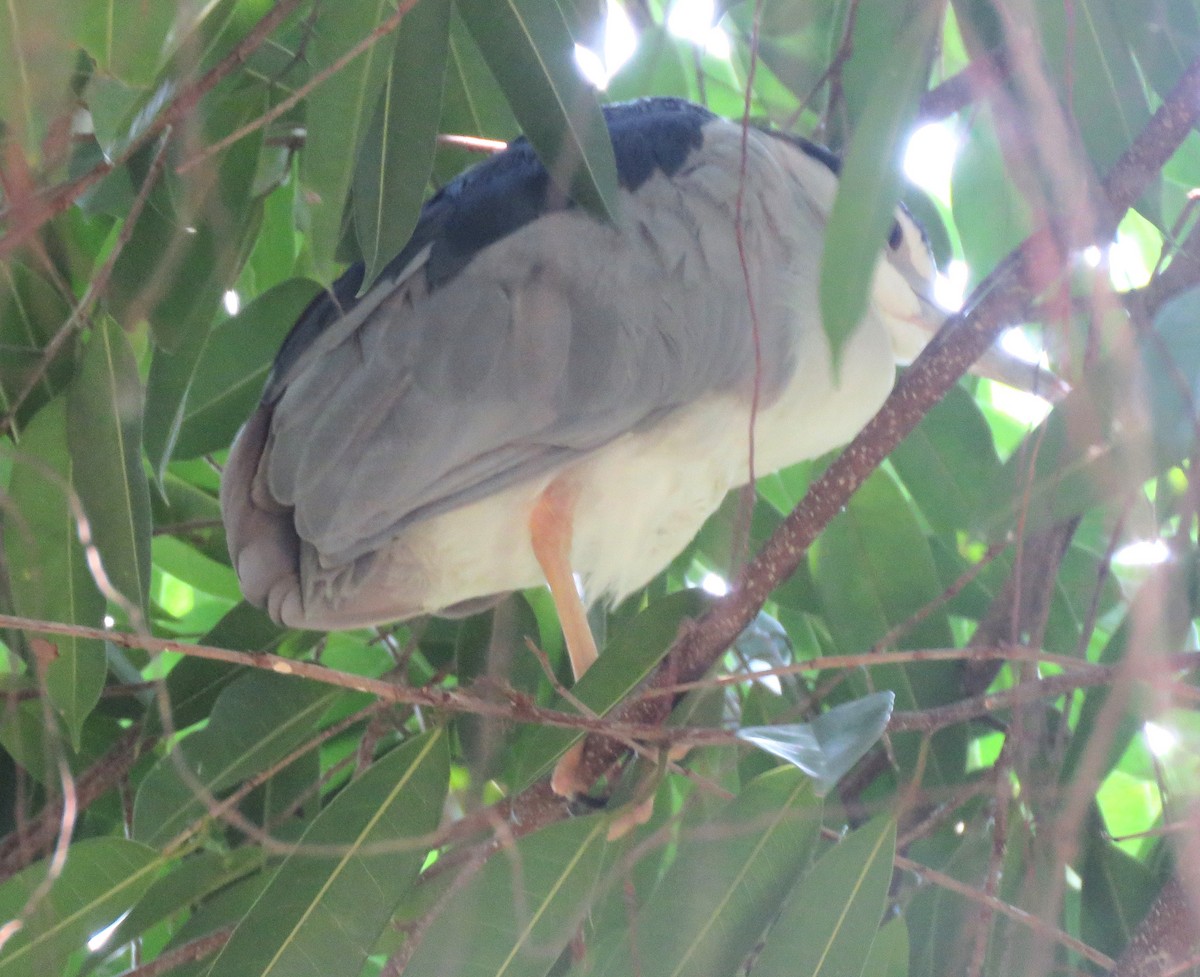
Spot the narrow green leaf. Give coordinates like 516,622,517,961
456,0,619,221
818,0,941,365
511,589,712,789
302,0,401,277
66,318,152,620
354,0,451,291
133,671,345,845
751,816,897,977
4,398,106,748
205,729,449,977
0,838,159,977
591,768,822,977
405,814,612,977
171,278,321,459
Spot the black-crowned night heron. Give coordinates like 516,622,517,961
221,97,943,789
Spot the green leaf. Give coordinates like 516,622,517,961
455,0,619,221
84,849,264,968
66,317,152,621
0,262,76,434
818,0,940,365
0,0,79,162
354,0,451,291
751,815,896,977
890,384,1002,536
861,917,910,977
737,691,895,794
1079,807,1158,959
405,814,612,977
133,670,346,845
4,398,106,748
975,288,1200,538
510,589,712,789
205,729,448,977
1036,0,1152,175
74,0,177,87
814,469,963,782
171,278,321,459
590,768,822,977
0,838,159,977
302,0,401,278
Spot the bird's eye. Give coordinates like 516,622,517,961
887,220,903,251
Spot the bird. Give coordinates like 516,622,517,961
221,96,946,790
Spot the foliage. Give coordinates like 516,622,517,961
1,1,1199,976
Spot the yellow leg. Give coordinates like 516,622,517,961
530,479,598,796
529,479,598,681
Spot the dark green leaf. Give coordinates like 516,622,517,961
751,815,896,977
1079,809,1157,958
302,0,401,277
205,729,448,977
4,397,106,748
133,670,346,845
354,0,451,291
405,814,612,977
819,0,940,364
0,262,76,434
591,768,822,977
0,838,159,977
67,317,152,621
456,0,619,221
